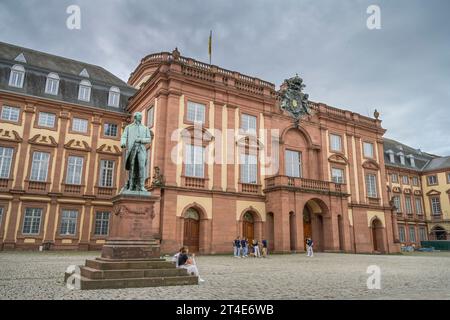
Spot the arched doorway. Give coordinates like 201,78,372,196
431,226,448,240
242,211,255,241
303,199,327,252
371,218,384,252
183,208,200,253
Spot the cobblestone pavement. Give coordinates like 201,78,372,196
1,251,450,300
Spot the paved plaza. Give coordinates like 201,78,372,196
0,251,449,300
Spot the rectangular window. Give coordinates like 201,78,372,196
405,196,413,214
419,227,427,241
60,210,78,236
185,144,204,178
363,142,374,158
0,147,14,179
402,176,409,185
186,101,205,124
66,156,83,185
330,134,342,152
415,198,423,214
72,118,88,133
1,105,20,122
45,77,59,95
427,175,438,185
22,208,42,235
285,150,302,178
391,174,398,183
240,153,257,184
412,176,419,186
94,211,110,235
147,107,154,128
108,91,120,108
398,226,406,242
9,69,24,88
99,160,115,187
241,114,257,134
38,112,56,128
331,168,344,184
409,226,416,242
393,196,401,213
104,123,118,137
30,152,50,182
365,174,377,198
78,85,91,102
431,197,441,215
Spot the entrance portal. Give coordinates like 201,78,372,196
371,218,384,253
183,208,200,253
242,212,255,241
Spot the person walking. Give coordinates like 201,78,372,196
234,237,241,258
240,238,248,257
306,237,314,257
253,239,261,258
262,239,268,258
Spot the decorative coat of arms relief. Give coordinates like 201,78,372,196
279,75,312,126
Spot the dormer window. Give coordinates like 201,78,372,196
78,80,91,102
45,73,60,95
386,150,395,163
407,154,415,167
9,64,25,88
397,152,405,165
108,87,120,108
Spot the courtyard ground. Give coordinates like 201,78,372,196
0,251,449,300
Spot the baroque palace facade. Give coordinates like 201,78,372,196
0,42,448,253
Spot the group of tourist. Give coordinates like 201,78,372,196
233,237,268,258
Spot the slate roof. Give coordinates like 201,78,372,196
383,138,450,172
0,41,136,112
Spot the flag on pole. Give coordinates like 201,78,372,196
208,30,212,65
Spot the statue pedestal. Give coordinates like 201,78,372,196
101,193,160,260
67,193,198,289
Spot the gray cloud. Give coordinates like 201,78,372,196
1,0,449,154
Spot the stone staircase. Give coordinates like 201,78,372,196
65,257,198,290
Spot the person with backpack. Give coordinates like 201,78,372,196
262,239,268,258
241,238,248,257
306,237,314,257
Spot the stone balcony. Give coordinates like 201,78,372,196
264,175,348,196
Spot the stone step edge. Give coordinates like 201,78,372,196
76,275,199,290
80,266,189,279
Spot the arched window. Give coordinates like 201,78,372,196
243,212,254,223
45,72,60,95
108,86,120,107
185,208,200,220
9,64,25,88
78,80,91,102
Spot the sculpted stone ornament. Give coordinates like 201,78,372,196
279,75,312,127
120,112,152,195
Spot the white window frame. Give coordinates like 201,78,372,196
399,225,406,242
108,86,120,108
1,105,20,122
431,197,441,215
393,196,401,213
38,112,56,128
331,168,344,184
409,226,416,242
30,152,50,182
405,196,413,214
45,73,60,95
186,101,205,124
285,150,302,178
66,156,83,185
363,142,374,158
412,176,419,186
241,114,257,135
104,123,118,137
22,208,42,235
0,146,14,179
78,80,92,102
415,197,423,214
330,134,342,152
419,227,427,241
99,160,115,187
94,211,110,235
402,175,409,185
60,210,78,236
240,153,257,184
9,64,25,88
365,174,377,198
185,144,204,178
72,118,88,133
391,173,398,183
427,175,437,185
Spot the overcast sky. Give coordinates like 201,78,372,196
1,0,449,155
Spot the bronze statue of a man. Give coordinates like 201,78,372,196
120,112,152,192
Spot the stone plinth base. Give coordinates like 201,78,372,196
65,193,198,289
